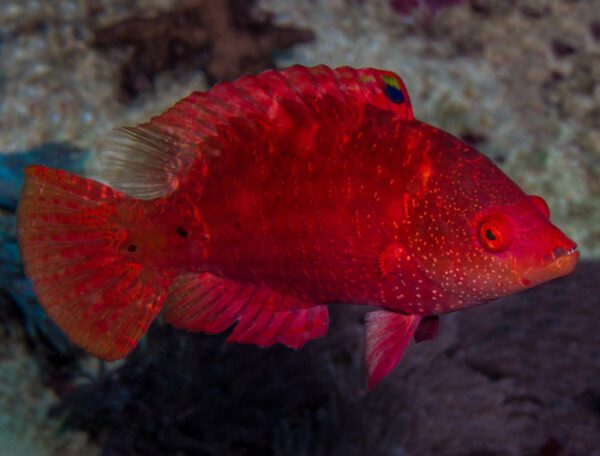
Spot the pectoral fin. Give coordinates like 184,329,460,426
365,311,421,389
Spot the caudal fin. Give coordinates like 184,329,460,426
17,165,170,360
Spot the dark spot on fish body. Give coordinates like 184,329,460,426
383,84,405,104
176,227,188,238
127,244,137,252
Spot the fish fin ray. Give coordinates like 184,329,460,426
163,273,328,348
227,304,328,349
365,310,421,388
100,119,199,199
163,273,249,334
17,165,170,360
232,65,413,125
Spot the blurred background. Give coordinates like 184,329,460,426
0,0,599,454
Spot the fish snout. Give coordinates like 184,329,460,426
547,243,579,273
520,238,578,286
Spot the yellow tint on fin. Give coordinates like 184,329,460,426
382,74,401,89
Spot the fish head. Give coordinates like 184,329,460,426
402,127,578,306
462,195,579,297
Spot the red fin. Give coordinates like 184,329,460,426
227,304,328,349
163,273,253,335
280,65,413,120
163,273,328,349
17,166,170,360
414,316,440,343
221,65,413,127
365,311,421,389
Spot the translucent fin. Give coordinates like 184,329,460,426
100,65,413,199
163,273,328,349
17,165,170,360
101,123,199,199
365,310,421,389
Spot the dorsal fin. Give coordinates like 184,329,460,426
100,65,414,199
101,124,197,199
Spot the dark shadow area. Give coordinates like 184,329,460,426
42,260,600,456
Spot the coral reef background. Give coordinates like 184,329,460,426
0,0,598,454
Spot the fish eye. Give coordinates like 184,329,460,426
529,195,550,219
478,215,514,253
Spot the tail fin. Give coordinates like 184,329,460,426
17,165,170,360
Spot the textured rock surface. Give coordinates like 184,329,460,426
0,319,99,456
397,260,600,455
91,0,313,99
0,0,204,152
52,262,600,455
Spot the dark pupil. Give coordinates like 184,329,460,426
176,227,188,238
127,244,137,252
485,228,497,241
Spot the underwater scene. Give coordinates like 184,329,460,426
0,0,599,454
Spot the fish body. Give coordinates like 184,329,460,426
17,66,578,387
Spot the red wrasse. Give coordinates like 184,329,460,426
17,66,578,387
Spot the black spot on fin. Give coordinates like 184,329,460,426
383,84,405,104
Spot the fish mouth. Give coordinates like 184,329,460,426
520,244,579,287
551,244,579,266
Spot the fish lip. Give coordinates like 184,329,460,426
554,247,579,269
520,245,579,286
553,244,578,260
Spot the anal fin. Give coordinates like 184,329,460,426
365,310,421,389
227,304,328,349
163,273,328,349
